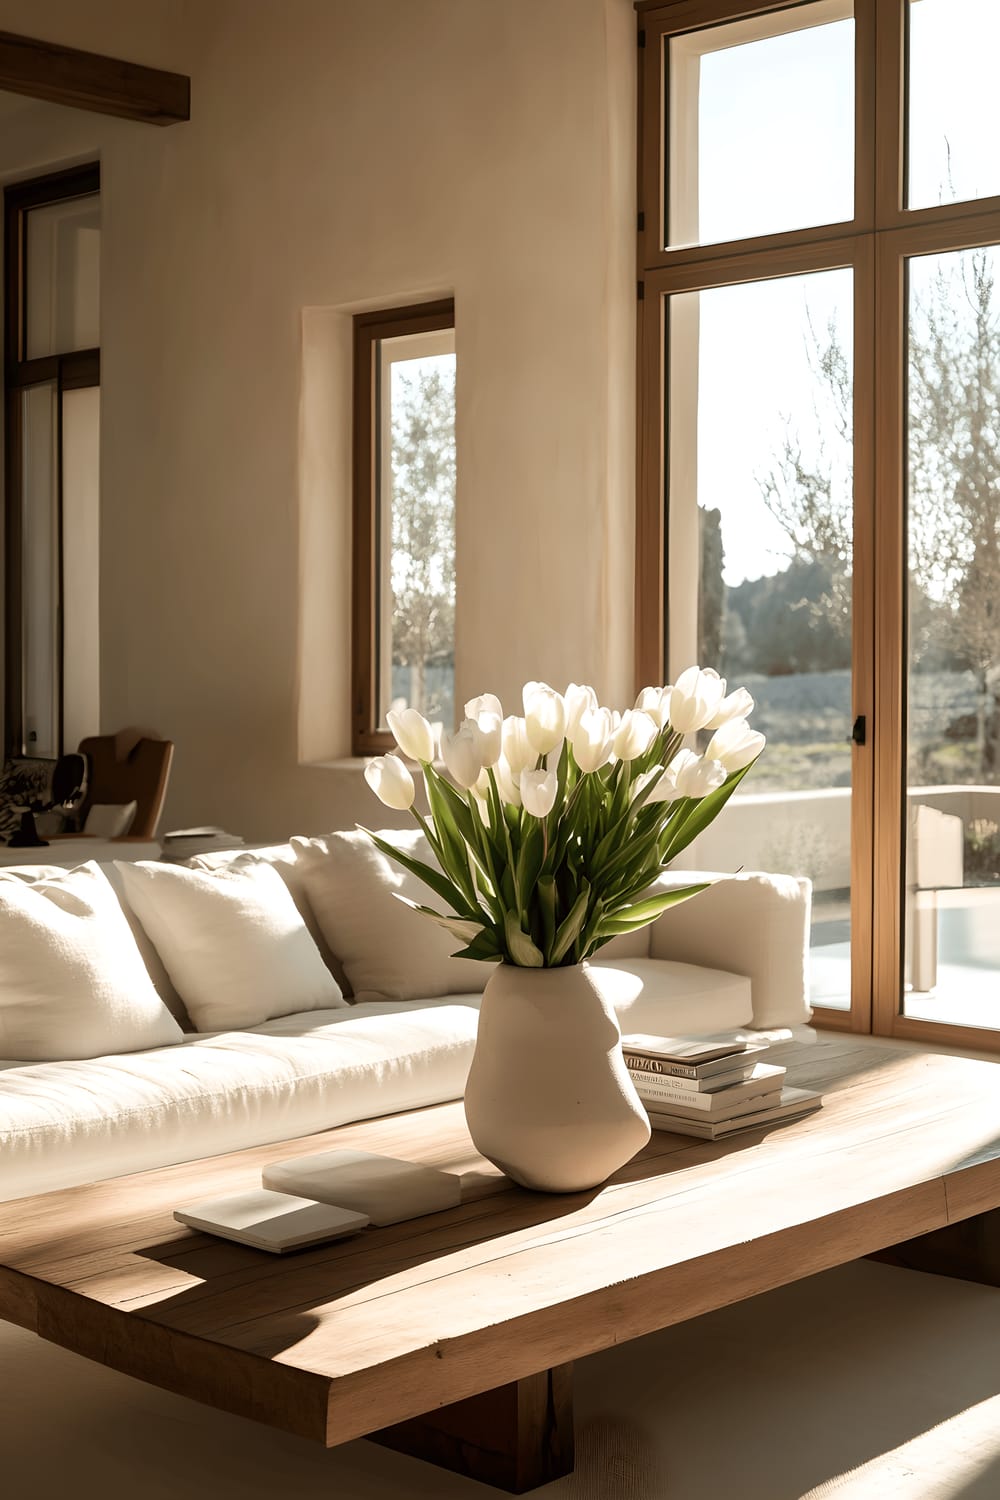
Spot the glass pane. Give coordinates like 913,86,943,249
61,386,101,750
908,0,1000,211
903,245,1000,1029
376,328,456,731
26,194,101,359
668,1,854,249
667,269,855,1010
20,383,61,758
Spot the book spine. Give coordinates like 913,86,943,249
629,1077,720,1110
626,1069,706,1094
622,1053,704,1080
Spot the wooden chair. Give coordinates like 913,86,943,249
76,729,174,839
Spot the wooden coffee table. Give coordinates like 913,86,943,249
2,1035,999,1493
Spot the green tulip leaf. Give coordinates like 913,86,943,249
504,909,545,967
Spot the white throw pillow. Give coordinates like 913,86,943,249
295,829,491,1004
83,801,138,838
188,843,350,995
116,860,346,1032
0,859,193,1029
0,862,184,1061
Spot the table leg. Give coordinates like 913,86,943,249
875,1206,1000,1287
369,1363,574,1493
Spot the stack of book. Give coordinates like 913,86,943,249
622,1033,822,1140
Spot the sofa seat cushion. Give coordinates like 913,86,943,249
590,959,753,1036
0,1001,479,1204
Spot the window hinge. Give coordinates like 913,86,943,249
637,280,645,301
637,210,645,233
638,28,646,48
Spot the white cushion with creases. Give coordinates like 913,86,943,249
649,871,813,1029
0,1000,479,1203
116,860,346,1032
189,842,348,995
296,829,491,1003
83,802,137,838
0,860,190,1028
0,862,183,1062
591,958,753,1035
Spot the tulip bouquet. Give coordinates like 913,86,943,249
363,668,764,969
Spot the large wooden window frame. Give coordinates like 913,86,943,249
351,298,455,756
3,162,101,760
637,0,1000,1051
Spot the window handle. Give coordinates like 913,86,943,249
850,715,867,747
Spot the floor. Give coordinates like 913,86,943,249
2,1259,998,1499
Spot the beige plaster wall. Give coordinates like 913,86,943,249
0,0,636,841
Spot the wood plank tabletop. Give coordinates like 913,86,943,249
1,1036,999,1447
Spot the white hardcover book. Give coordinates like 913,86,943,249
626,1059,760,1094
174,1189,369,1253
631,1062,786,1116
264,1150,465,1225
621,1031,761,1064
646,1087,822,1140
622,1042,769,1081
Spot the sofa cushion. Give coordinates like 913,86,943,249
0,859,192,1028
591,958,753,1035
189,842,350,996
296,829,492,1004
0,1001,480,1202
116,860,347,1032
0,862,183,1062
83,801,137,838
649,870,812,1029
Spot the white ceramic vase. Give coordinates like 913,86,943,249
463,961,652,1193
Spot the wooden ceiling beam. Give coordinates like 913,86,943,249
0,30,189,126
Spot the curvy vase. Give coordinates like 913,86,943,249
463,961,652,1193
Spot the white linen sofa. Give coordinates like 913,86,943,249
0,831,812,1205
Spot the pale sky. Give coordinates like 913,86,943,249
684,0,1000,586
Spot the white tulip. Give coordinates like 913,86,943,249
468,710,502,768
630,766,664,802
571,706,615,773
668,666,728,734
501,715,535,775
613,709,658,762
522,682,566,755
675,751,727,798
441,722,485,789
704,717,766,773
521,768,558,818
385,707,436,763
495,756,522,808
563,683,599,737
364,755,415,810
649,749,727,803
465,692,503,722
704,686,756,731
634,685,670,729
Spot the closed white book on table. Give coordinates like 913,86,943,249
622,1032,760,1065
174,1189,369,1253
631,1061,785,1116
623,1039,769,1082
626,1059,762,1094
647,1086,822,1140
